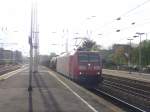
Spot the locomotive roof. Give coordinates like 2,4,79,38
70,51,100,56
58,51,100,57
76,51,100,53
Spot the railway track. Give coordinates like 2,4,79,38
102,74,150,92
93,88,147,112
0,65,21,75
95,74,150,112
50,68,150,111
103,80,150,100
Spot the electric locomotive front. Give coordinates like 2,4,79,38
69,51,103,86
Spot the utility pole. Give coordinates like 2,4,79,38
33,0,39,73
134,32,145,74
62,29,69,53
28,2,33,92
28,0,39,91
127,38,133,74
65,29,69,53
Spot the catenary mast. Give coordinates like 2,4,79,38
28,0,39,91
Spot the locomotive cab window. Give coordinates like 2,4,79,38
79,54,99,63
78,54,88,62
89,54,99,62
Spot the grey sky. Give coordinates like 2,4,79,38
0,0,150,55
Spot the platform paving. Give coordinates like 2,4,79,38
0,65,125,112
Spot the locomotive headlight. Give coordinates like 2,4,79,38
97,72,100,75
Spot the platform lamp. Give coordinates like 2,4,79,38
133,32,145,74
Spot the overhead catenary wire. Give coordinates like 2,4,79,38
118,20,150,33
94,0,150,40
118,0,150,19
60,0,150,50
99,0,150,29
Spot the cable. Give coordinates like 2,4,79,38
97,0,150,33
120,0,150,18
119,21,150,32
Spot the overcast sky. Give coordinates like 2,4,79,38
0,0,150,55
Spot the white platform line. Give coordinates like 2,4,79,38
48,71,98,112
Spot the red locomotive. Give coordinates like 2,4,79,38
51,51,103,86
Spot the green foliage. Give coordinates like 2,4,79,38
142,40,150,66
108,40,150,67
131,47,139,65
111,45,128,65
77,39,150,69
131,40,150,67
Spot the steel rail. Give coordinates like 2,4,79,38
103,81,150,100
102,75,150,89
94,88,147,112
103,80,150,99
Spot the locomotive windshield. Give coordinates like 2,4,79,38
79,54,99,62
89,55,99,62
78,54,88,62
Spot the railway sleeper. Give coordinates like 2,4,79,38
103,74,150,87
102,75,150,92
99,85,150,111
103,80,150,99
102,81,150,101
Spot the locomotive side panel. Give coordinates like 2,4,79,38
69,53,78,80
56,55,70,77
50,57,57,69
55,51,103,87
69,55,73,78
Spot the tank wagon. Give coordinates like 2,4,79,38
51,51,103,86
49,57,57,69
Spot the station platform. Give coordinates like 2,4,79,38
0,65,125,112
103,69,150,83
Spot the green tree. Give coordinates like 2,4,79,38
131,47,139,65
131,40,150,67
141,40,150,66
77,39,101,51
111,44,128,65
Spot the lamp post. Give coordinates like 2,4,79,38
133,32,145,73
127,38,133,74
